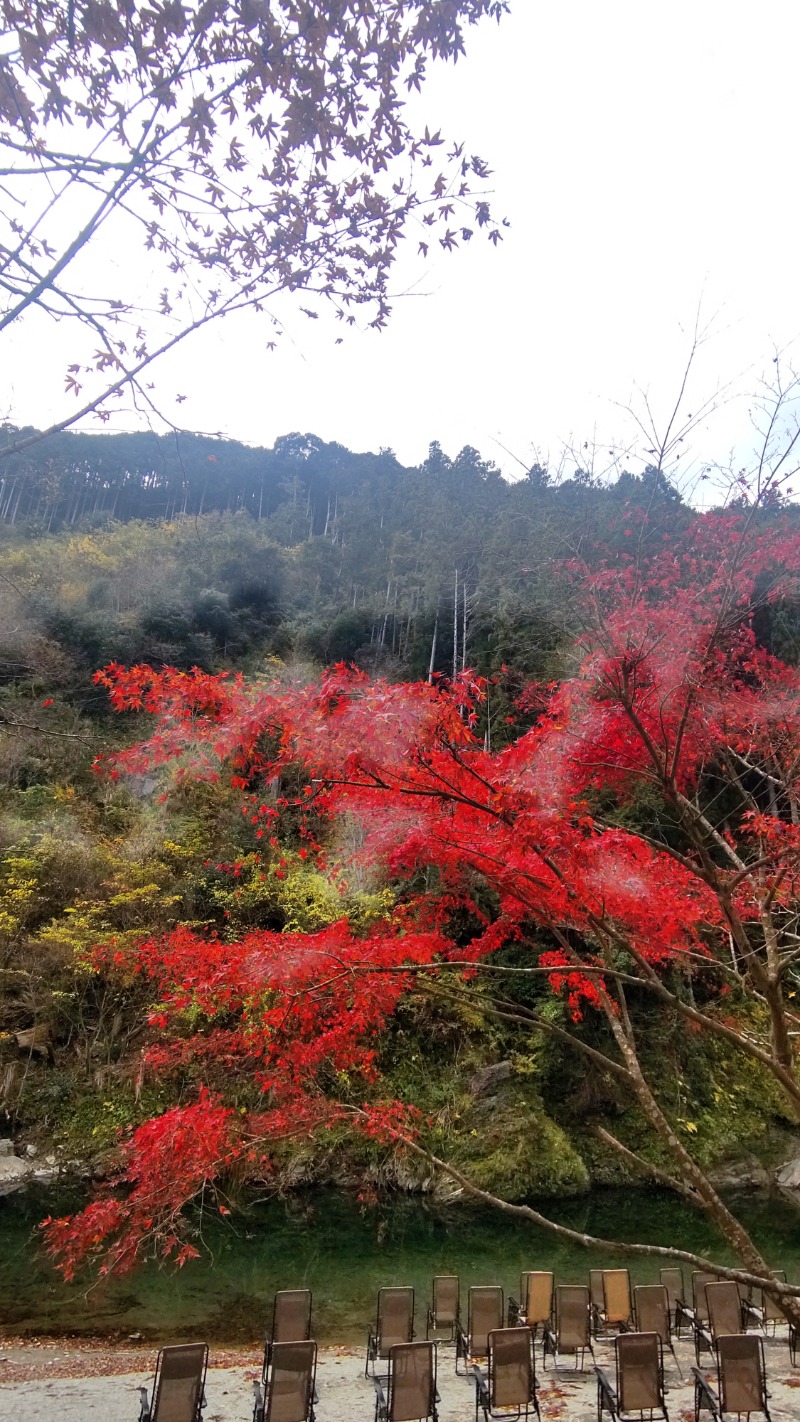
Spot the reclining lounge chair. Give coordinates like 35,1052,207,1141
692,1333,771,1422
262,1290,313,1373
253,1340,317,1422
474,1327,540,1422
595,1332,668,1422
508,1273,554,1338
542,1285,593,1374
139,1343,208,1422
659,1269,688,1337
374,1341,438,1422
634,1284,679,1372
427,1276,460,1343
366,1287,415,1379
456,1286,504,1375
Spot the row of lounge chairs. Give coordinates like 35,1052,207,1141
136,1269,796,1422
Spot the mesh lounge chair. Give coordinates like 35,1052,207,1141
374,1341,438,1422
474,1327,541,1422
456,1286,504,1375
270,1290,313,1344
253,1340,317,1422
685,1272,717,1365
634,1285,679,1373
366,1288,415,1378
262,1291,313,1373
595,1332,668,1422
508,1273,553,1337
139,1343,208,1422
427,1276,460,1342
602,1271,633,1335
542,1285,594,1374
747,1272,788,1335
659,1269,688,1337
590,1272,606,1337
692,1333,771,1422
691,1282,746,1367
705,1283,744,1340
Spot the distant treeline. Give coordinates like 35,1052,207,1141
0,424,680,535
0,427,796,739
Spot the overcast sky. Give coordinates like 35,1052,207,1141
6,0,800,492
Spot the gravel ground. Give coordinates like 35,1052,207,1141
2,1330,799,1420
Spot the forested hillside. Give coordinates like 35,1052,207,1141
1,427,799,1221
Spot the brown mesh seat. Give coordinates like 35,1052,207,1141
253,1339,317,1422
692,1333,771,1421
426,1275,459,1342
509,1273,553,1337
139,1343,208,1422
455,1286,504,1374
262,1291,313,1375
366,1287,415,1378
543,1284,593,1374
474,1327,540,1422
374,1341,438,1422
595,1332,668,1422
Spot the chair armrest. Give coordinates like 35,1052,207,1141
472,1364,489,1407
595,1365,618,1420
741,1298,760,1329
691,1366,721,1420
139,1387,151,1422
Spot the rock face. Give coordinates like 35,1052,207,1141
468,1061,513,1097
0,1148,30,1196
776,1145,800,1194
707,1156,772,1191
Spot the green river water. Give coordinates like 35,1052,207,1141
1,1186,799,1344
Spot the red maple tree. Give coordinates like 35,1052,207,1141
43,509,800,1317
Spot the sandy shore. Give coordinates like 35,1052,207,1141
2,1331,800,1420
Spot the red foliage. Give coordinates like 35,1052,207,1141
46,513,800,1277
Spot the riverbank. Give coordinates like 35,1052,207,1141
3,1333,800,1422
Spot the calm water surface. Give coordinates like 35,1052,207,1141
1,1186,799,1344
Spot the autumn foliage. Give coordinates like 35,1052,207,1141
43,511,800,1279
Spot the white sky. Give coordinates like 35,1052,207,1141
6,0,800,491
